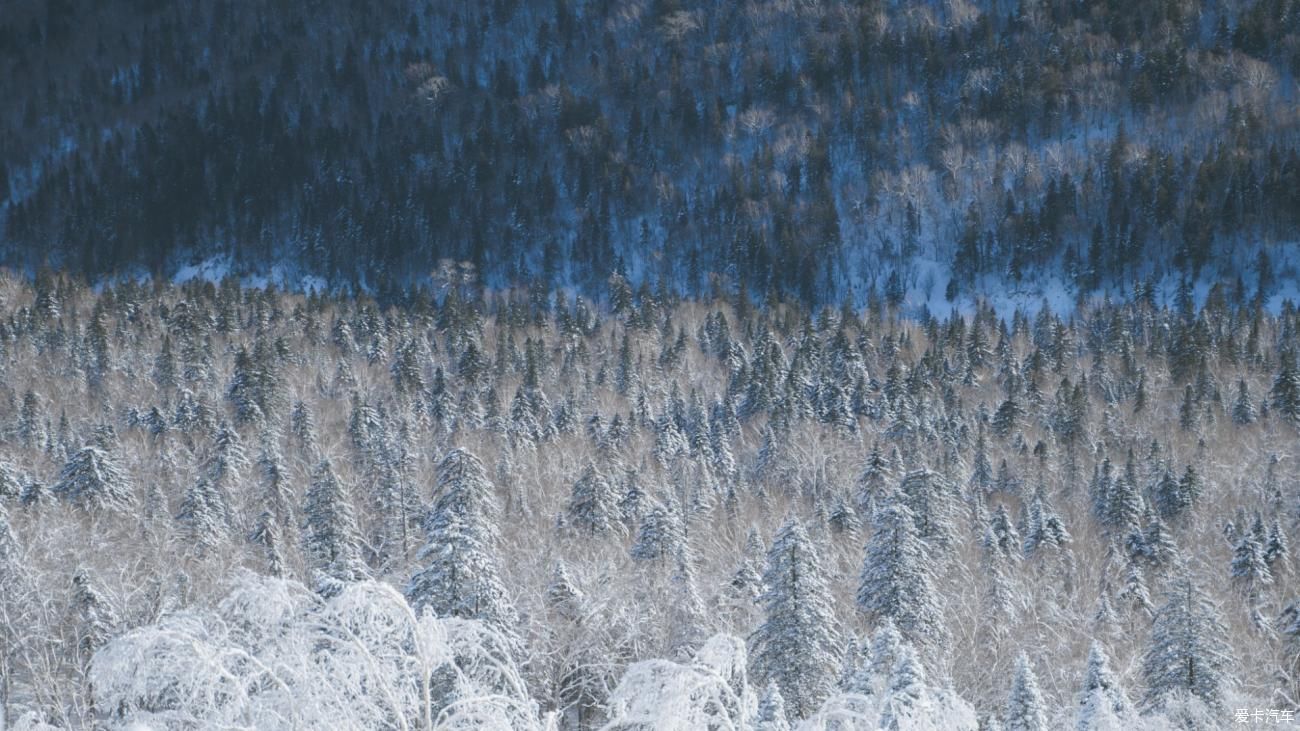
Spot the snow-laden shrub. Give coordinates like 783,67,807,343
90,571,553,730
803,683,979,730
600,634,757,729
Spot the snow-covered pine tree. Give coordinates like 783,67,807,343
1264,518,1290,577
1232,379,1257,425
1270,348,1300,424
227,346,262,425
1141,575,1233,712
857,491,946,648
993,396,1023,438
667,543,709,658
755,682,791,731
1281,598,1300,700
72,570,117,657
855,442,892,517
877,640,927,730
1230,529,1272,598
897,468,960,548
301,458,368,593
1076,641,1129,730
52,446,136,515
1101,471,1142,538
748,516,841,720
405,448,517,631
1152,467,1189,521
175,475,230,553
249,436,297,575
629,499,684,564
1003,652,1047,731
290,400,318,453
566,462,619,536
970,431,994,493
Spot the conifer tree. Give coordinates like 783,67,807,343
857,492,946,647
175,476,230,553
755,683,792,731
52,446,136,515
1230,530,1272,599
749,517,841,720
405,449,517,631
1141,576,1233,712
1004,653,1047,731
1076,641,1129,730
566,462,619,536
667,543,708,658
1271,349,1300,424
1231,379,1257,425
992,397,1023,438
302,459,368,592
878,641,927,730
629,500,683,563
897,469,959,548
72,570,117,657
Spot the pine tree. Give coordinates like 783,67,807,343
175,476,230,553
1004,653,1047,731
855,442,892,517
1102,472,1142,538
1151,467,1189,521
52,446,136,515
1231,379,1257,425
72,570,117,657
878,641,928,731
0,460,26,501
970,432,994,493
545,559,584,622
290,400,318,452
1271,348,1300,424
302,459,368,592
405,449,517,631
227,346,264,425
755,682,792,731
1281,598,1300,696
1264,519,1290,577
857,492,946,647
566,462,619,536
749,517,841,720
1077,641,1129,730
667,543,708,658
1230,530,1272,598
629,500,684,563
1141,576,1233,712
1178,384,1198,431
1178,465,1203,507
1117,553,1154,616
827,497,862,538
250,437,297,576
993,397,1023,438
897,468,960,548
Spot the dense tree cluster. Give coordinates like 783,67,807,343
0,271,1296,727
2,0,1300,301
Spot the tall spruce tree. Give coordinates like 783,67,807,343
1141,576,1233,712
1004,653,1047,731
405,449,517,631
52,446,135,516
1076,641,1130,730
748,517,841,720
302,459,368,593
857,491,946,647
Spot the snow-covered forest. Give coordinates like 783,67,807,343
0,270,1298,729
